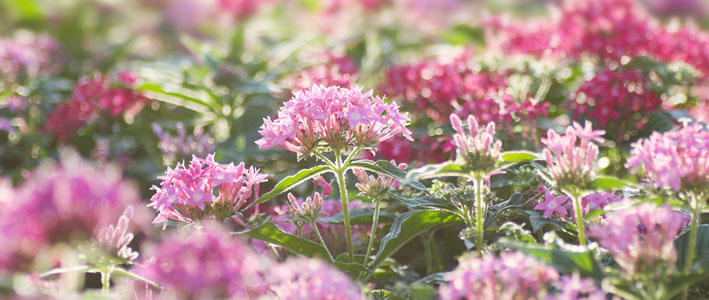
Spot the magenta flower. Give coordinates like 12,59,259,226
0,149,147,272
588,203,688,276
287,53,358,91
450,114,502,173
136,222,270,300
626,122,709,192
0,33,61,81
541,121,605,188
535,186,623,221
439,251,559,300
269,257,366,300
535,188,571,219
256,85,412,155
148,154,268,226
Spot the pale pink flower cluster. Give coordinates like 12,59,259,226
96,206,139,262
0,150,147,272
256,85,412,154
148,154,268,226
450,114,502,173
353,161,406,198
588,204,688,276
152,122,216,165
534,186,622,220
626,122,709,192
287,192,323,219
288,53,358,91
270,257,367,300
0,33,61,81
136,222,270,300
541,121,605,188
439,251,560,300
549,273,605,300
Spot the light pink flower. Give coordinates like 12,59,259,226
626,122,709,192
353,161,406,198
269,257,367,299
588,203,688,276
541,121,604,188
256,85,412,154
450,114,502,173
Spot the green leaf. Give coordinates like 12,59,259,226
484,193,525,227
246,221,331,259
392,194,452,210
348,160,427,191
319,208,394,225
407,161,470,180
500,151,539,163
137,82,213,113
370,210,464,269
332,254,368,278
674,224,709,270
248,165,332,208
591,175,630,191
504,241,603,278
439,24,485,46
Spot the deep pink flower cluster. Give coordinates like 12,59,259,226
256,85,412,154
439,251,561,300
288,53,358,91
270,257,367,300
0,34,60,81
364,134,454,165
571,68,662,129
541,121,605,188
0,150,146,272
588,204,688,276
646,0,707,18
43,71,148,141
136,222,271,300
451,114,502,173
148,154,268,226
534,186,622,220
486,0,709,76
152,122,215,165
217,0,263,19
626,122,709,191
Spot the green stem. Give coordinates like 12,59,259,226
362,197,382,269
334,151,355,263
681,193,702,300
313,152,337,170
312,221,335,262
570,192,587,246
474,176,486,253
101,268,112,294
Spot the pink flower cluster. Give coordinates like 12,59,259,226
381,53,549,125
43,71,148,141
0,33,61,81
541,121,605,188
256,85,412,154
364,134,454,165
588,204,689,276
0,150,147,272
440,251,566,300
152,122,216,165
486,0,709,76
534,186,622,220
148,154,268,226
626,122,709,192
550,273,605,300
137,223,366,299
450,114,502,173
288,53,358,91
136,222,271,299
571,68,662,130
96,206,140,262
269,257,367,299
646,0,707,18
353,161,406,198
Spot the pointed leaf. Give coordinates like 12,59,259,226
674,224,709,270
503,241,603,278
500,151,539,163
248,165,332,208
319,208,394,225
591,176,631,191
246,221,330,259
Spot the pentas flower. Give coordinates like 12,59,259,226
287,53,358,91
588,204,688,277
626,122,709,192
0,150,147,272
571,69,662,138
646,0,707,18
43,71,148,141
439,251,560,300
550,273,605,300
256,85,412,155
148,154,268,226
152,122,216,166
541,121,605,189
353,162,406,199
136,222,270,300
0,33,61,81
79,206,140,268
450,114,502,174
365,134,454,165
269,257,367,300
535,186,622,220
287,192,323,221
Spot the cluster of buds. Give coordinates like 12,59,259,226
286,192,323,224
352,162,406,199
450,114,502,175
80,206,140,268
541,121,605,190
